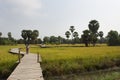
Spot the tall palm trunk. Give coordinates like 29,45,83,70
25,44,29,54
71,32,74,44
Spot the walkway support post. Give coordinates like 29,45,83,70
18,48,21,63
37,52,39,63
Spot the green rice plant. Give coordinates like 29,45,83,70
1,44,118,80
0,45,25,78
44,71,120,80
30,44,120,78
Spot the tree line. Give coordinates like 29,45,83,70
0,32,16,45
65,20,104,47
0,20,120,46
64,20,120,46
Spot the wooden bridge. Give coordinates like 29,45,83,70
7,48,44,80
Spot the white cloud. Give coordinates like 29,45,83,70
2,0,42,16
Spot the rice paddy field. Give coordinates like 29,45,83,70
1,44,120,80
0,45,24,79
30,44,120,80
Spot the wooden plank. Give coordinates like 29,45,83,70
7,49,44,80
9,48,25,55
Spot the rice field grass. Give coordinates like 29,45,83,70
45,71,120,80
0,45,25,78
30,44,120,80
1,44,120,80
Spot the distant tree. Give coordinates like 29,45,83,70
8,32,12,40
50,36,58,44
107,30,120,46
88,20,99,46
62,38,67,44
21,30,32,54
81,30,90,47
37,38,42,44
0,32,2,45
58,36,62,44
73,37,80,44
88,20,99,33
73,32,79,44
7,32,16,45
98,31,104,44
65,31,71,40
73,32,79,38
99,31,103,38
0,32,2,38
31,30,39,44
17,39,24,44
69,26,75,43
0,37,11,45
43,36,50,44
21,30,39,54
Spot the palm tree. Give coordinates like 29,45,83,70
31,30,39,44
98,31,104,44
81,30,90,47
0,32,2,45
21,30,30,54
88,20,100,46
8,32,12,40
99,31,103,38
21,30,27,40
0,32,2,38
65,31,71,44
73,32,79,38
65,31,71,39
73,32,79,44
88,20,99,33
69,26,75,44
21,30,39,54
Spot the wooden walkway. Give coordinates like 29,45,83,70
7,48,44,80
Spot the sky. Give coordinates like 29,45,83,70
0,0,120,39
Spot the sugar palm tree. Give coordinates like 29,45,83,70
21,30,39,54
65,31,71,44
73,32,79,38
21,30,32,54
21,30,27,40
65,31,71,40
88,20,99,33
0,32,2,45
73,32,79,44
81,30,90,47
99,31,103,38
69,26,75,44
88,20,99,46
98,31,104,44
0,32,2,38
21,30,33,54
69,26,75,39
31,30,39,44
8,32,12,40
